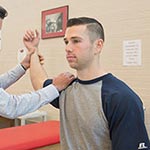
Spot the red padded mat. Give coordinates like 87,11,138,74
0,120,60,150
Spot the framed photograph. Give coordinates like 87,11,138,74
41,5,68,39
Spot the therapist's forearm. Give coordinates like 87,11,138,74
0,84,59,119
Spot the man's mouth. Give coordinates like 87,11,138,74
66,55,76,61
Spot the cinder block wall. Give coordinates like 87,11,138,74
1,0,150,136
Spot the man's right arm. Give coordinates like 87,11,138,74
30,48,75,92
30,50,48,90
23,30,75,92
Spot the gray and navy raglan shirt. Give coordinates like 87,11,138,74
44,73,150,150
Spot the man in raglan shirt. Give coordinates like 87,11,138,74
24,17,150,150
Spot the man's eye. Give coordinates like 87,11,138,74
73,39,80,43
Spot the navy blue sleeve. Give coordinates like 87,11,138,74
102,76,150,150
43,79,60,109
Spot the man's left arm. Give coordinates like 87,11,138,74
105,93,150,150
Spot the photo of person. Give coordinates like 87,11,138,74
45,13,63,33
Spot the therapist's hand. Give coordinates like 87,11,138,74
53,72,75,91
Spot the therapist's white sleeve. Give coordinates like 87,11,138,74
0,64,26,89
0,84,59,119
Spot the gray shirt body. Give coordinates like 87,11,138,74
59,80,111,150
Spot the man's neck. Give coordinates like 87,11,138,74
77,67,107,81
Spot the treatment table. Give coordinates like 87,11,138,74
0,120,60,150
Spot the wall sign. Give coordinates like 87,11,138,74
123,39,142,66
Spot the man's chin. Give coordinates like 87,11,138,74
69,63,77,69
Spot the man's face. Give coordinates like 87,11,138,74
64,25,96,71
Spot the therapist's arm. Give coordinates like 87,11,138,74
0,83,59,119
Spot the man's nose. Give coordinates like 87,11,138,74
65,43,73,52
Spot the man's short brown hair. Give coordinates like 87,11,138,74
0,6,8,19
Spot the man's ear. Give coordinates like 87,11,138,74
94,39,104,54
